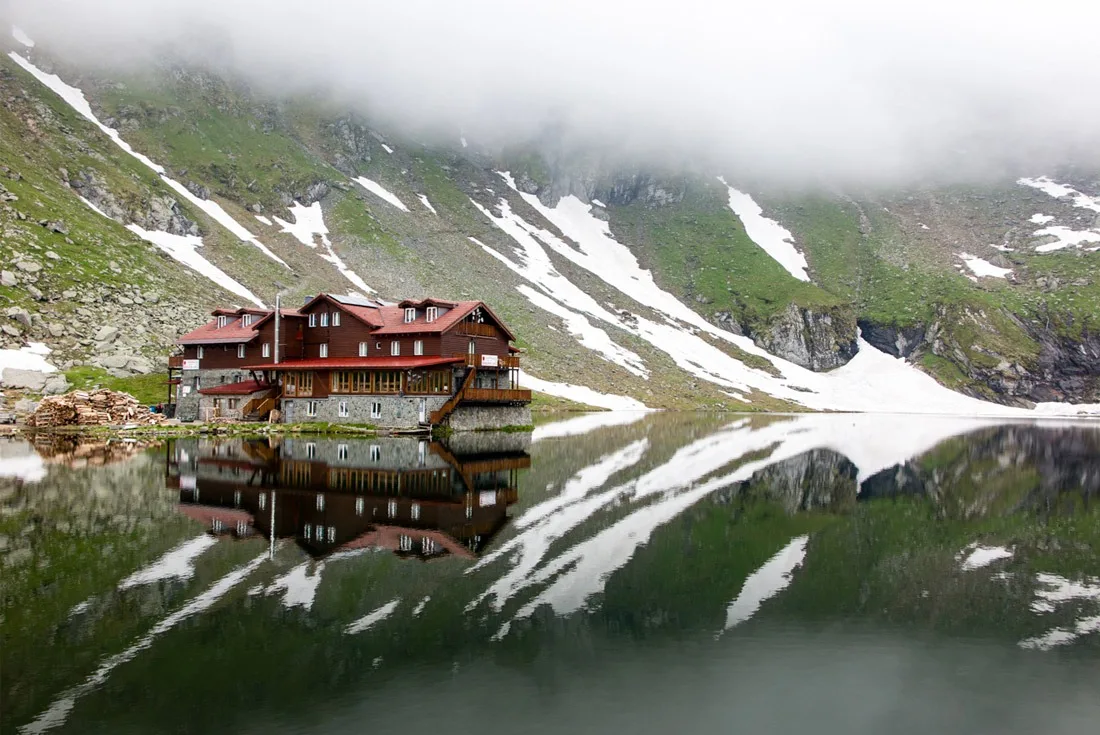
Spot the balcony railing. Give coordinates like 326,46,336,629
463,387,532,403
455,322,499,338
455,354,520,369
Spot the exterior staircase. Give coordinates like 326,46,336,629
242,388,280,422
427,367,477,425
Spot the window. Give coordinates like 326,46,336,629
355,497,365,516
227,398,239,410
236,520,249,535
316,493,325,510
306,400,318,417
308,313,317,327
320,312,329,327
404,307,416,323
422,537,436,555
304,523,312,540
358,341,368,357
411,503,421,521
370,444,381,462
197,346,204,360
370,402,382,419
212,518,224,532
338,444,349,460
399,534,413,552
332,312,341,326
234,490,242,506
418,440,426,466
237,344,246,359
390,341,400,356
242,314,252,327
307,442,316,459
319,343,329,358
338,400,349,418
327,526,336,543
258,492,266,510
262,342,271,358
426,306,438,323
468,339,476,355
387,499,397,517
234,373,243,382
217,315,229,328
414,340,423,356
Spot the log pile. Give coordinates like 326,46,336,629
26,390,168,428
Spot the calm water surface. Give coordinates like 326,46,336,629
3,413,1100,734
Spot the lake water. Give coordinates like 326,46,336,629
3,413,1100,735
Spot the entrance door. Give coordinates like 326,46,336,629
418,398,427,423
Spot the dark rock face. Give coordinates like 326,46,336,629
70,169,199,237
751,303,859,371
1028,326,1100,403
857,319,925,358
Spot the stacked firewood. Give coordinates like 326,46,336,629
27,390,167,428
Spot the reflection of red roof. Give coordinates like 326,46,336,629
199,379,271,395
339,525,475,559
243,356,463,371
178,504,254,528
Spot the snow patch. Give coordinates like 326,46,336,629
11,26,34,47
254,215,273,226
520,371,648,411
345,599,400,634
412,596,430,616
0,453,47,483
1033,226,1100,253
274,202,374,293
417,194,438,215
460,136,468,148
118,535,218,590
1018,176,1100,213
1019,573,1100,650
1030,213,1054,225
957,544,1013,571
722,535,809,631
354,177,409,212
261,562,326,610
718,177,810,281
381,143,394,154
531,411,649,442
591,198,606,208
125,223,265,307
0,342,56,379
958,253,1012,279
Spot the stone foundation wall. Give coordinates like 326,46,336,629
176,369,252,422
445,405,532,432
279,395,449,429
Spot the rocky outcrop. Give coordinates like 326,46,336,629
749,303,858,371
70,169,199,237
713,449,859,512
857,319,925,358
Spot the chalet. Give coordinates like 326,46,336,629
171,294,531,430
166,436,529,559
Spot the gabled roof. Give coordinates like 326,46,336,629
177,309,302,345
301,293,385,329
372,301,516,339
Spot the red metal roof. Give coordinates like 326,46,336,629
242,356,464,371
177,309,302,345
198,380,271,395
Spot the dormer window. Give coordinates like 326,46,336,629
217,315,229,328
242,314,252,327
404,307,416,323
308,314,317,328
320,313,329,327
332,312,341,327
426,306,438,323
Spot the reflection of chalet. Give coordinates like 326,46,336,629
167,436,528,559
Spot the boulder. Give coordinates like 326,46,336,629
6,307,31,329
94,325,120,343
99,355,130,370
0,270,16,287
15,260,41,273
1,369,49,391
13,398,38,414
43,375,70,395
126,356,154,374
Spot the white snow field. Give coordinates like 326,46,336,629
0,342,56,379
354,177,410,212
959,253,1012,278
417,194,438,214
718,176,811,281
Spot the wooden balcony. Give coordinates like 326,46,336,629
463,387,532,403
455,354,520,369
455,321,499,338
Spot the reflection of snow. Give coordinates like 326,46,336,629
345,599,400,634
119,535,218,589
1019,573,1100,650
957,544,1013,571
722,535,809,631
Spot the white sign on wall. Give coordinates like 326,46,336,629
182,359,200,370
481,354,499,367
